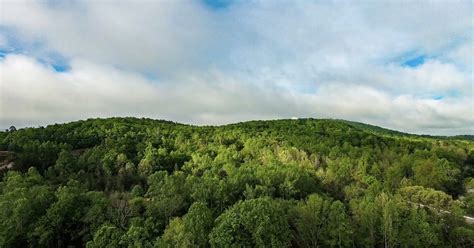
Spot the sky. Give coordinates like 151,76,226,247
0,0,472,135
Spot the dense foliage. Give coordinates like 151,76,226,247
0,117,473,247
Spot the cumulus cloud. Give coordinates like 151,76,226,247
1,0,217,75
1,53,472,135
0,0,472,135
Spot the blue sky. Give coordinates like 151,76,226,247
203,0,234,9
402,56,426,68
0,0,472,135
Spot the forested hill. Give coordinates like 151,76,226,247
342,120,474,141
0,117,474,247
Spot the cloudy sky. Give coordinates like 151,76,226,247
0,0,472,135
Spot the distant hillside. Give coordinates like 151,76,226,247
451,135,474,141
341,120,410,135
342,120,474,141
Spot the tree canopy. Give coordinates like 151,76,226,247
0,117,473,247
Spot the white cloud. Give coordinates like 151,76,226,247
1,54,472,135
1,1,216,75
400,61,467,91
391,95,473,133
0,0,472,135
373,60,470,95
443,42,473,72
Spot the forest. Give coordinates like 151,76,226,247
0,117,473,247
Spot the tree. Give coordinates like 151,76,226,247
290,194,351,247
398,208,440,247
108,193,132,230
209,198,290,247
0,169,55,247
160,218,190,247
162,202,213,247
32,180,95,248
53,149,76,180
86,224,123,248
120,224,153,248
413,157,460,194
350,196,379,247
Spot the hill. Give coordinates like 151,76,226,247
0,117,473,247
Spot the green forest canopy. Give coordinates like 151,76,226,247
0,117,473,247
